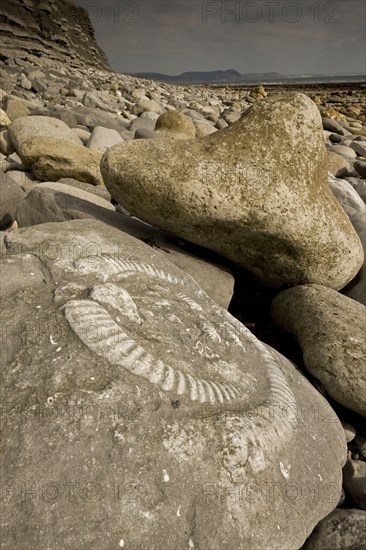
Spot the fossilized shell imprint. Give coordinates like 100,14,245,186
64,257,298,418
65,299,241,403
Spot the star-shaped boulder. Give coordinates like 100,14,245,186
101,93,363,289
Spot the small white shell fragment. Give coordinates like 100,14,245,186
162,469,169,482
56,347,62,353
118,539,125,548
177,505,181,517
188,539,194,548
49,335,57,345
280,461,290,479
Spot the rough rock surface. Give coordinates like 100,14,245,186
101,93,363,289
303,509,366,550
8,116,82,158
0,0,110,70
327,151,350,177
87,126,124,153
0,172,26,228
328,173,366,243
271,284,366,417
155,111,197,139
15,136,104,185
15,182,115,226
0,219,346,550
343,459,366,509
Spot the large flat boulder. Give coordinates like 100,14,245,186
101,93,363,290
0,219,346,550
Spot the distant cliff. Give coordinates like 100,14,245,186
0,0,110,70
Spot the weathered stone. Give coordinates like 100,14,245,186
87,126,124,153
101,93,363,289
134,128,164,140
271,284,366,417
351,140,366,157
81,92,115,113
129,116,156,133
0,219,347,550
303,509,366,550
16,136,103,185
155,111,196,139
57,178,111,202
0,172,26,228
322,118,351,136
343,459,366,509
327,151,350,177
33,109,79,129
0,109,12,128
8,116,82,160
67,107,129,133
329,144,357,160
112,217,235,309
346,177,366,204
0,130,15,156
322,108,347,121
139,111,160,122
4,98,30,121
132,97,165,116
328,174,366,242
6,151,26,171
19,73,32,91
215,118,229,130
354,160,366,179
222,110,241,124
329,132,343,143
340,420,356,443
71,127,91,144
194,120,218,137
15,182,115,227
4,170,37,192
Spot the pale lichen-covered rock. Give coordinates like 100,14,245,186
101,93,364,289
0,108,12,128
0,219,346,550
15,136,103,185
8,116,82,158
155,111,196,139
271,284,366,417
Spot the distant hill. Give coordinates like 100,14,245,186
128,69,282,85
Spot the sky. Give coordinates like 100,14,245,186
74,0,366,75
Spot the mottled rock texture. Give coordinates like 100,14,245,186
101,93,364,289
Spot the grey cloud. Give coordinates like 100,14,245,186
75,0,366,75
